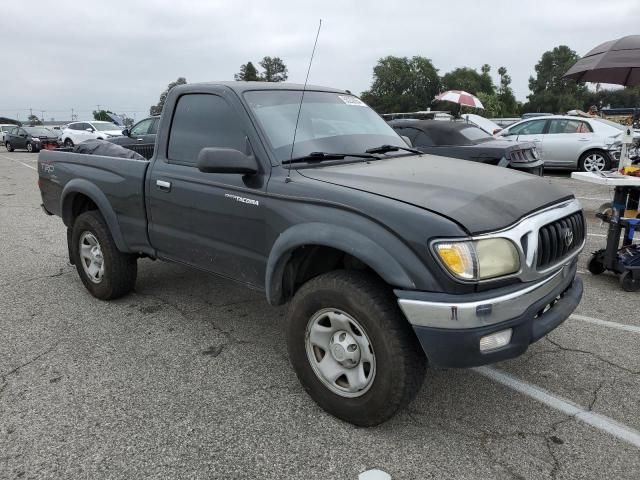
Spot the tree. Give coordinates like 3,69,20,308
525,46,586,113
442,66,494,96
93,110,111,121
150,77,187,115
259,56,288,82
360,56,441,113
496,66,519,116
234,61,260,81
583,86,640,111
27,114,42,126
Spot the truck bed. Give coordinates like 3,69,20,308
39,150,152,254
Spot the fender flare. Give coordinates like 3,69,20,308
265,222,417,305
61,178,129,252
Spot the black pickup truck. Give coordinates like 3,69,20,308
38,82,585,426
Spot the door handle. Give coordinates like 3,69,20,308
578,137,589,141
532,138,541,143
156,180,171,192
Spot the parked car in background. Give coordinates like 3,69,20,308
60,121,123,147
107,116,159,159
4,126,59,152
1,124,17,143
497,115,623,172
389,119,543,175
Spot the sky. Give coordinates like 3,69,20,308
1,0,638,123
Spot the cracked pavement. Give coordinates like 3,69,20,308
1,152,639,479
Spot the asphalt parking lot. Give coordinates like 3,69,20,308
1,150,639,479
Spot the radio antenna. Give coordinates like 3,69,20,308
286,19,322,182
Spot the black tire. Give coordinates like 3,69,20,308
578,150,611,172
26,142,39,153
64,138,74,148
286,270,427,426
5,141,14,152
71,210,137,300
620,271,640,292
587,251,606,275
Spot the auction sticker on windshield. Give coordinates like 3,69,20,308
339,95,367,106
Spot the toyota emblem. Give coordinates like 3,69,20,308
563,228,574,247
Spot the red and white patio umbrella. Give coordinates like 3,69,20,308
434,90,484,109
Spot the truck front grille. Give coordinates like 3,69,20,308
536,211,585,269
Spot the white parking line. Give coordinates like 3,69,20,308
587,233,607,237
0,153,37,171
570,314,640,334
475,366,640,448
576,196,610,202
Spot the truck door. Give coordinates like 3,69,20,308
147,92,269,288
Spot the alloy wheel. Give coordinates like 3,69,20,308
583,153,606,172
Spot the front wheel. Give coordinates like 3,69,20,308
579,151,611,172
71,210,137,300
286,270,426,426
26,142,39,153
64,138,74,148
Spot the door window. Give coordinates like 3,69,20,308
168,94,245,166
148,118,159,134
130,118,153,136
508,120,546,135
548,119,593,134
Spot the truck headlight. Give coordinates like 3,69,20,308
434,238,520,281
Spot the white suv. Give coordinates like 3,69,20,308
61,121,124,147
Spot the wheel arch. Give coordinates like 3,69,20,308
265,222,418,306
61,179,129,252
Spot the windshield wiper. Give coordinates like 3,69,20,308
282,151,380,165
365,144,422,155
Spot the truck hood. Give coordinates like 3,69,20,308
298,154,573,234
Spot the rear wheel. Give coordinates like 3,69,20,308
579,150,610,172
5,141,14,152
286,270,426,426
71,210,137,300
620,271,640,292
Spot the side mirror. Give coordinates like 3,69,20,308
401,135,412,147
86,128,94,132
121,128,130,137
197,147,258,175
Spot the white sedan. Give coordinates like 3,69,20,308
497,115,623,172
60,121,124,147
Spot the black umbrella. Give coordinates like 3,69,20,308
563,35,640,86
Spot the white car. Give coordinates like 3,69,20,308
497,115,623,172
0,124,16,143
60,121,123,147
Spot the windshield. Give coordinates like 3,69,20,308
244,90,406,162
24,127,53,136
459,126,492,142
93,122,121,131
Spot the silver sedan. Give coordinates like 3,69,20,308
497,115,623,172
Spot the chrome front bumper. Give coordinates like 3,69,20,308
397,261,577,330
